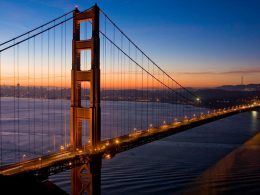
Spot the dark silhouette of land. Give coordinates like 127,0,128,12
0,84,259,108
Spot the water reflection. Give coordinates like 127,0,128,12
184,131,260,195
71,155,102,195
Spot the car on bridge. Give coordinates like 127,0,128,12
148,127,158,133
129,129,143,137
172,121,182,126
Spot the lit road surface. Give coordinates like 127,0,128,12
0,151,74,175
0,103,259,176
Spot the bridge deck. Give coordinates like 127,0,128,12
0,104,259,177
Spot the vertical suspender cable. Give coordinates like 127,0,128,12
117,47,119,136
157,68,159,126
64,16,67,147
48,30,50,151
141,54,143,130
120,34,123,136
112,26,115,138
33,37,36,155
27,34,31,155
183,89,185,119
53,21,56,152
41,28,44,155
128,41,130,133
17,44,20,162
134,48,137,129
110,37,113,138
163,72,165,123
147,60,149,128
61,23,63,148
176,85,178,119
13,41,16,162
123,54,126,135
104,17,107,139
0,53,2,166
33,37,37,154
152,60,154,126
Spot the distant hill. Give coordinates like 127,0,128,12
216,84,260,91
194,86,260,108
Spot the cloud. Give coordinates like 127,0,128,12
175,68,260,75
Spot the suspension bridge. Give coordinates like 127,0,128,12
0,4,259,194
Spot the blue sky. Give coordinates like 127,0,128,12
0,0,260,86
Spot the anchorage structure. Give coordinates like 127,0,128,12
70,5,101,149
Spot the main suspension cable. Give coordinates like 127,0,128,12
100,31,196,105
100,9,200,100
0,10,74,47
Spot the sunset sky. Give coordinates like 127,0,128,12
0,0,260,88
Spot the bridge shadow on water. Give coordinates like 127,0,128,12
183,131,260,195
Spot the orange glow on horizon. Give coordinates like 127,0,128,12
0,71,259,89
